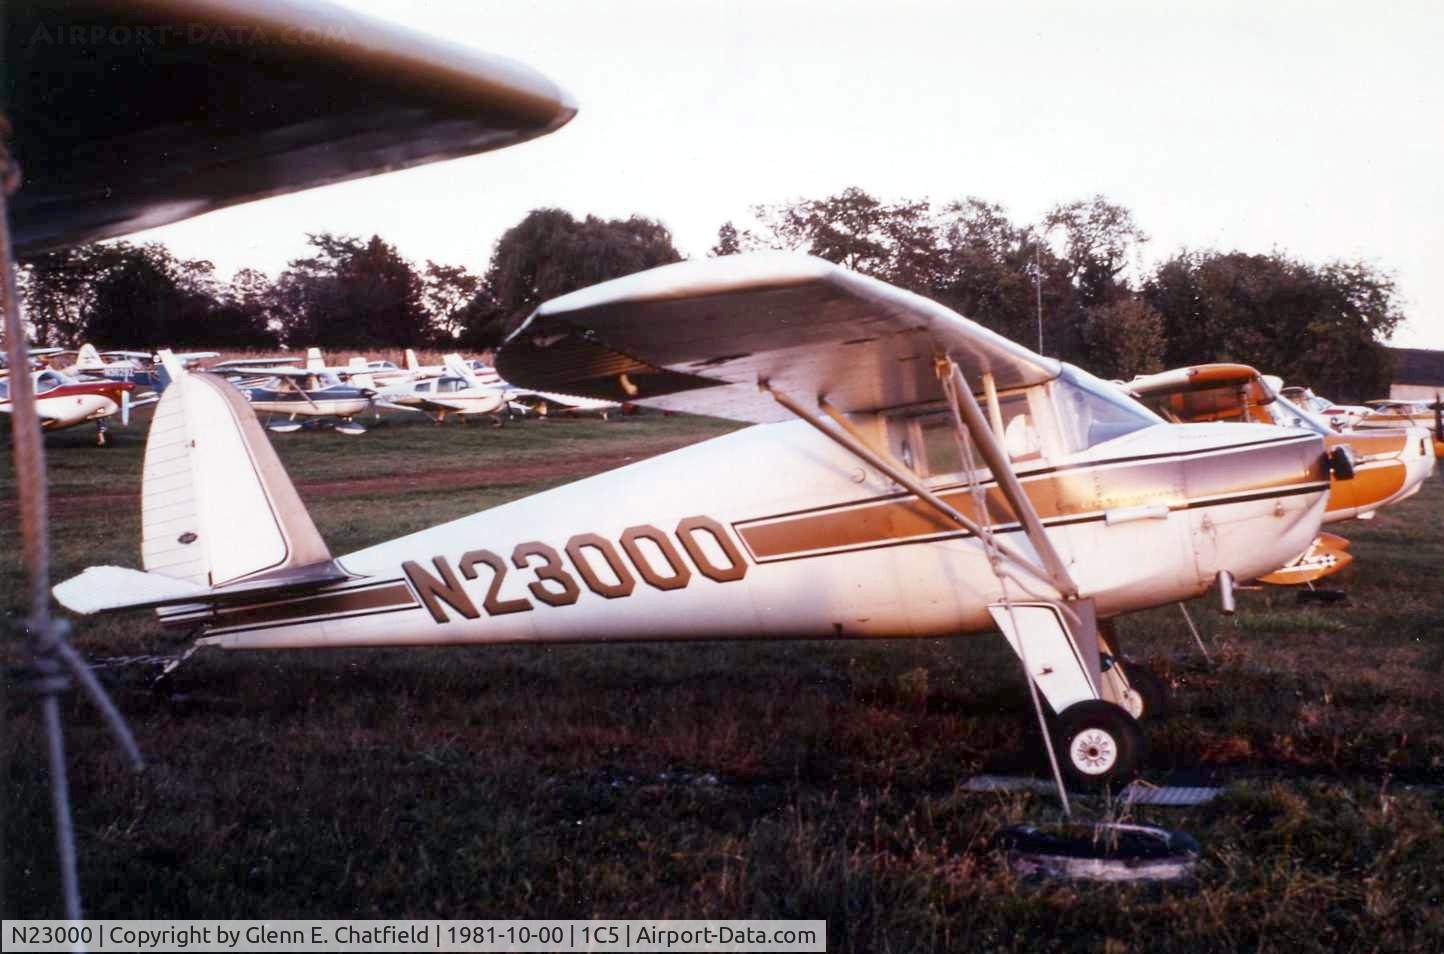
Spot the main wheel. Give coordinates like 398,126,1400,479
1053,700,1145,791
1118,662,1169,722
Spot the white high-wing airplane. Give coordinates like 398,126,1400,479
55,254,1333,789
378,353,509,423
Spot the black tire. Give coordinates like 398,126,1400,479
1119,662,1169,722
1052,700,1145,791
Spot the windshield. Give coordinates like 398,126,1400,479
1266,393,1331,434
1054,365,1162,453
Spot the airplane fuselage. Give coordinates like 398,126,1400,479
186,419,1329,651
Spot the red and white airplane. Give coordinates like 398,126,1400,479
0,365,136,445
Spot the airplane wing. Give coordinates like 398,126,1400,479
224,366,311,378
496,253,1061,423
6,0,577,254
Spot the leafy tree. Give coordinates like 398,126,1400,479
274,234,428,347
465,209,682,345
750,186,940,289
1144,250,1401,400
930,198,1048,348
81,243,215,347
1044,195,1149,306
18,244,122,345
422,261,481,342
710,221,742,257
1079,297,1166,380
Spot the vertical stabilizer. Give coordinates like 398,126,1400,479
346,356,376,390
443,352,477,386
305,347,325,372
75,343,104,371
405,348,420,372
142,352,332,588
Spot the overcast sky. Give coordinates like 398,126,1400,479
137,0,1444,348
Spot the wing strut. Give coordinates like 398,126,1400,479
937,358,1079,599
760,381,1063,597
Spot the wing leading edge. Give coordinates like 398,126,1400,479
5,0,577,254
496,254,1061,423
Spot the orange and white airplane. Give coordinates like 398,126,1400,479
1356,398,1444,459
55,254,1337,789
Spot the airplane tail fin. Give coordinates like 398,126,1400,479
305,347,325,372
346,356,376,390
140,350,334,590
56,351,344,615
443,352,476,386
65,354,344,620
75,343,104,371
405,348,420,372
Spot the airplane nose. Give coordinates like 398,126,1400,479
1183,425,1331,587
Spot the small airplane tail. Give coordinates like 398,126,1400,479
404,348,420,372
74,343,105,371
443,352,476,386
53,350,345,615
305,347,325,372
346,356,376,390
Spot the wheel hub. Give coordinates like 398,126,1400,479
1071,729,1118,774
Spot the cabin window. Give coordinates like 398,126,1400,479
1053,366,1159,453
0,378,8,399
917,414,963,475
997,392,1043,462
35,371,63,394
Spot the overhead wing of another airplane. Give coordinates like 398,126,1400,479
5,0,577,254
496,254,1061,423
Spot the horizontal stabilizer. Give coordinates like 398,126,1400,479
54,561,352,615
54,566,211,614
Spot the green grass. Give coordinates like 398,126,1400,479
4,415,1444,951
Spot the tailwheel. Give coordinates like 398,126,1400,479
1053,700,1144,791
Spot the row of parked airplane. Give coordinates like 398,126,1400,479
0,344,621,442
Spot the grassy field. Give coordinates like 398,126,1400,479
3,411,1443,951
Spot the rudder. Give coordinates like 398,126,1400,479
142,353,332,588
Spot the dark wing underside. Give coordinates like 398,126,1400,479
3,0,576,254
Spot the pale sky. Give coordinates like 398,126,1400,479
137,0,1444,348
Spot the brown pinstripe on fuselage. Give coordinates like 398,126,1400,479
734,433,1327,563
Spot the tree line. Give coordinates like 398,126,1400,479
17,189,1402,398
